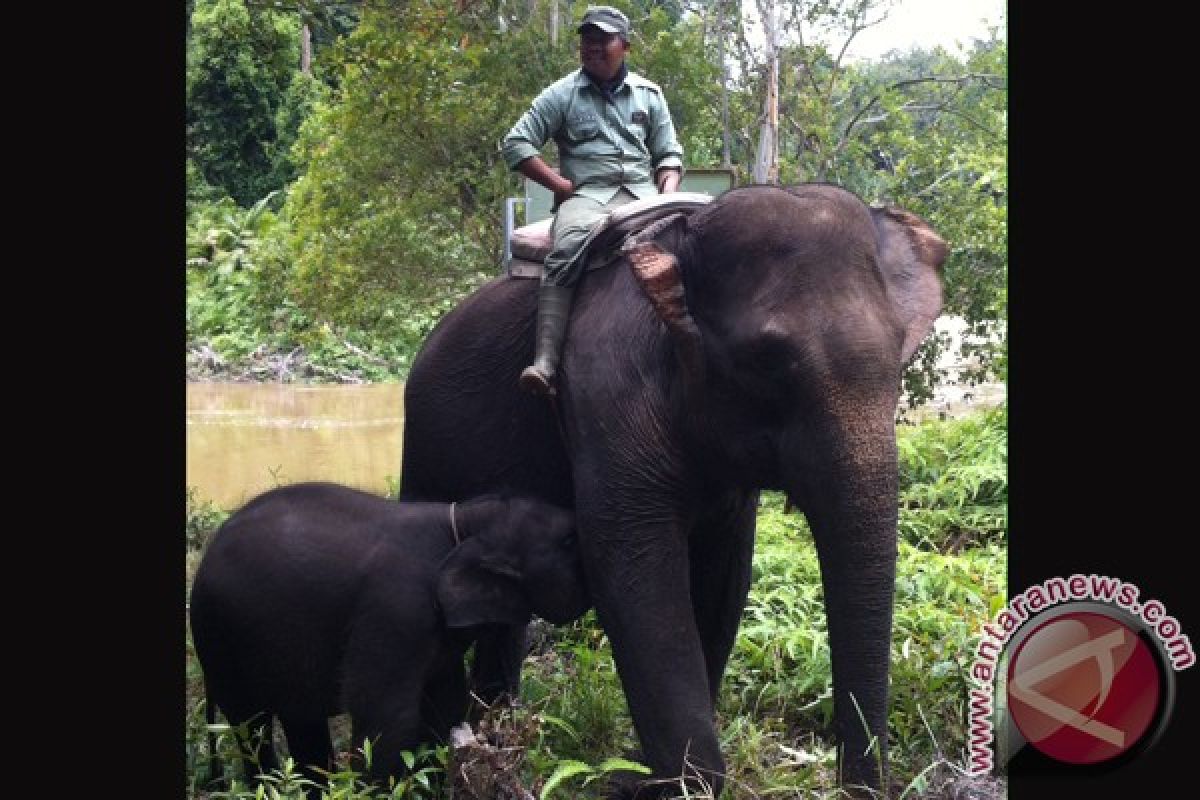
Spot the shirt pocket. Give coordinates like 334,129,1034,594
627,108,650,142
565,111,600,142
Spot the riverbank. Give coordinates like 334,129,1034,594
186,339,406,384
188,315,1006,422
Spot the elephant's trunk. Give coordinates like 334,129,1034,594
788,406,899,795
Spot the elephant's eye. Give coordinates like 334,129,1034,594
719,339,807,427
747,336,796,370
740,333,803,382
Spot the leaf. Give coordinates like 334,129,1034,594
539,713,580,742
595,757,652,775
539,760,595,799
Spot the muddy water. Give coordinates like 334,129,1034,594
186,383,404,511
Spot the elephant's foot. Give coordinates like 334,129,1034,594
600,752,645,799
603,770,655,800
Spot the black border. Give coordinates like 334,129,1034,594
1007,2,1197,797
43,0,186,792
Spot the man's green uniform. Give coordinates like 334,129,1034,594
502,68,684,286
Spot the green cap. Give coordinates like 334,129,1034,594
578,6,631,40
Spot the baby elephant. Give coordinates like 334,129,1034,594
189,482,588,792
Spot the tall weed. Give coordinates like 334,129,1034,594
897,406,1006,551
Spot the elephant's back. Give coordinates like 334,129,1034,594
400,277,573,506
413,276,537,385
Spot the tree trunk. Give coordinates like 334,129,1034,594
550,0,559,47
300,22,311,74
753,0,779,184
718,0,731,168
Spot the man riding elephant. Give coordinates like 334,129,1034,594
502,5,683,396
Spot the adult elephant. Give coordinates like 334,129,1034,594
399,183,947,797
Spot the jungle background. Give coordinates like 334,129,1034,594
185,1,1008,797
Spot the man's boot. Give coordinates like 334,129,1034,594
519,283,575,395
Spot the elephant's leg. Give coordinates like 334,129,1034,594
688,490,758,704
342,628,432,783
420,661,469,744
279,717,333,797
348,685,425,784
467,623,528,710
579,509,726,799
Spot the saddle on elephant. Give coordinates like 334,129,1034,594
505,191,713,279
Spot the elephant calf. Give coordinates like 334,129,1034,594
189,482,588,792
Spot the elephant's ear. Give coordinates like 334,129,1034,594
622,213,706,390
872,206,948,364
436,538,532,629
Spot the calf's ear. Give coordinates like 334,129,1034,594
436,538,531,628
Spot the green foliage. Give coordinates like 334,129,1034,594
267,71,328,190
188,191,283,275
851,39,1009,399
523,616,636,761
187,0,302,206
715,488,1005,796
624,3,723,165
283,2,534,328
186,189,423,382
889,542,1006,751
724,504,830,729
191,735,445,799
897,405,1007,551
187,486,228,552
540,756,651,799
188,158,226,207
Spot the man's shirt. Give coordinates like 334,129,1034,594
502,68,684,204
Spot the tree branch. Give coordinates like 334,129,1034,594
916,169,961,197
840,73,1006,146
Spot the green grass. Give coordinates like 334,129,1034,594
897,406,1006,552
185,409,1007,799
